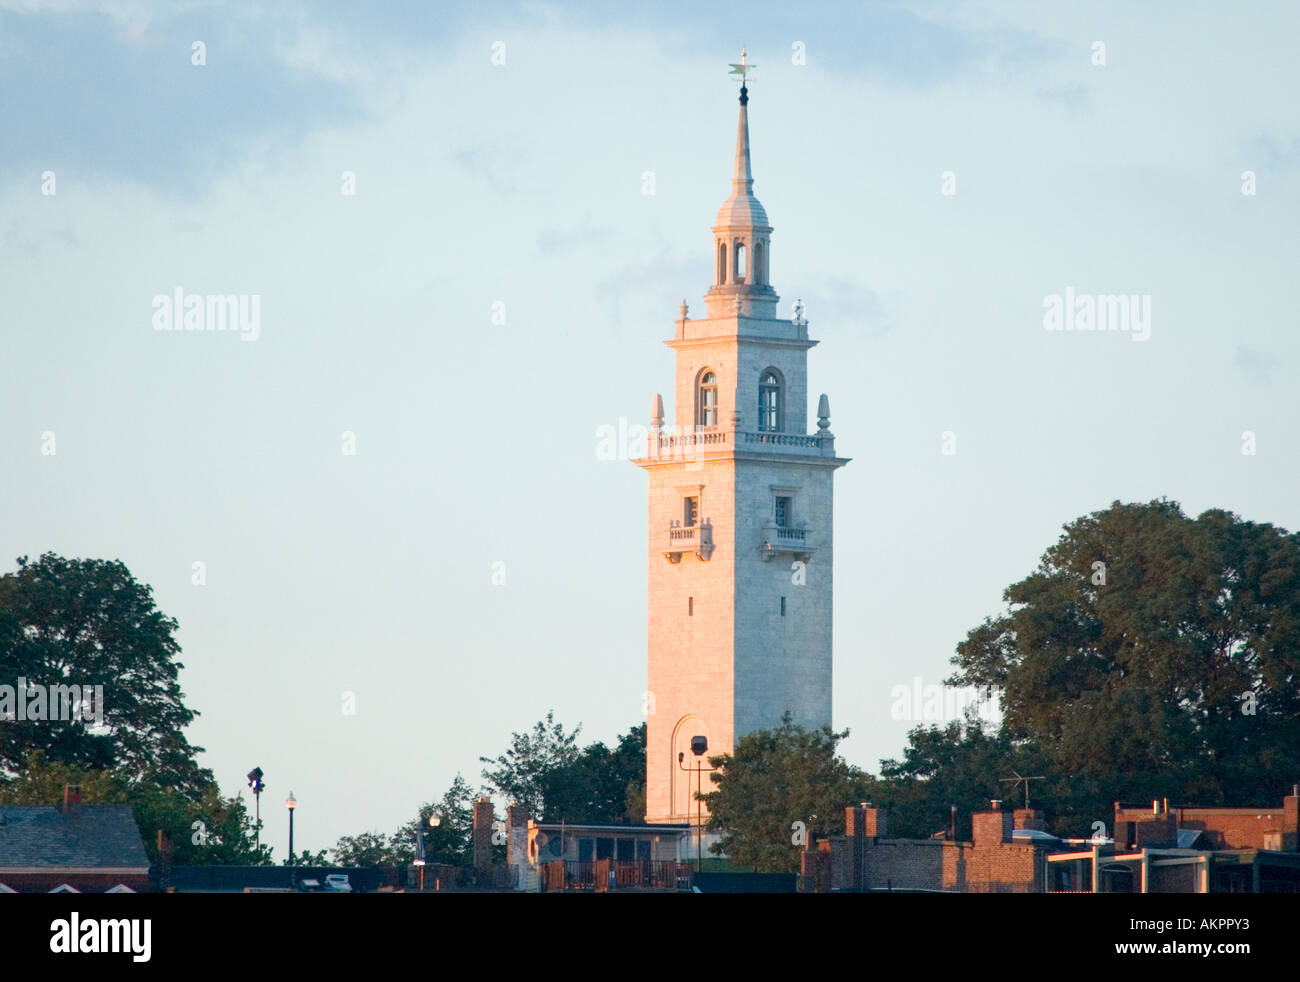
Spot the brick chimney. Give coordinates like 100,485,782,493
1013,809,1043,831
472,796,495,872
845,803,886,838
506,802,529,871
62,784,81,813
1283,784,1299,852
972,801,1012,845
1135,798,1176,848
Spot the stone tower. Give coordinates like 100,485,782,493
635,69,849,826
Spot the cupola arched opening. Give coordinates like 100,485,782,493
758,368,782,432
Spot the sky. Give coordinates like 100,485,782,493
3,0,1299,854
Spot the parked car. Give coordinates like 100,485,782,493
324,873,353,893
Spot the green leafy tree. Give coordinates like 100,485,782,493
949,499,1300,807
480,711,582,820
0,553,212,795
284,850,331,866
481,716,647,824
863,717,1061,839
544,723,646,824
391,773,476,866
331,831,396,868
700,713,865,873
0,750,272,865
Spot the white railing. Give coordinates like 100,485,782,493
761,523,814,561
645,427,833,460
665,521,713,561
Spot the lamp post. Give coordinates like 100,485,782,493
247,767,265,852
416,811,436,894
678,736,715,873
286,791,296,864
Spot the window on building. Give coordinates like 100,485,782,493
717,241,727,284
636,839,652,861
698,372,718,428
688,596,694,616
780,596,786,617
616,839,635,861
735,241,746,282
759,371,781,432
775,496,791,528
578,838,594,862
684,496,698,528
755,241,765,284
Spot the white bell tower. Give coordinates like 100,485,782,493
634,53,850,826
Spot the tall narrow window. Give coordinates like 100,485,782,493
683,496,698,528
688,596,694,616
717,241,727,285
775,496,791,528
759,371,781,432
698,371,718,428
735,242,746,283
780,596,786,617
754,241,765,284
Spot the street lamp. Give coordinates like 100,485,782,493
246,767,265,852
417,811,440,892
286,791,296,865
678,736,715,873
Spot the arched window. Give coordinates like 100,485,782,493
734,241,746,283
717,241,727,285
698,371,718,428
758,370,781,432
754,241,765,284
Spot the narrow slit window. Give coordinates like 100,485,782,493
688,596,694,616
780,596,786,617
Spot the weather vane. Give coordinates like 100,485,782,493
728,47,755,87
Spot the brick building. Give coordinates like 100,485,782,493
1047,788,1300,893
800,801,1061,893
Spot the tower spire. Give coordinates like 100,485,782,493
708,47,776,319
728,47,755,194
732,82,753,193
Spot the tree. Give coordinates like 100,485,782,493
949,499,1300,807
700,713,865,873
543,723,647,824
864,717,1062,839
391,773,476,866
283,850,331,866
0,553,212,795
480,711,582,820
331,831,396,868
0,750,272,865
481,716,647,824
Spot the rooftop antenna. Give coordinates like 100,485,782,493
1000,770,1045,809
